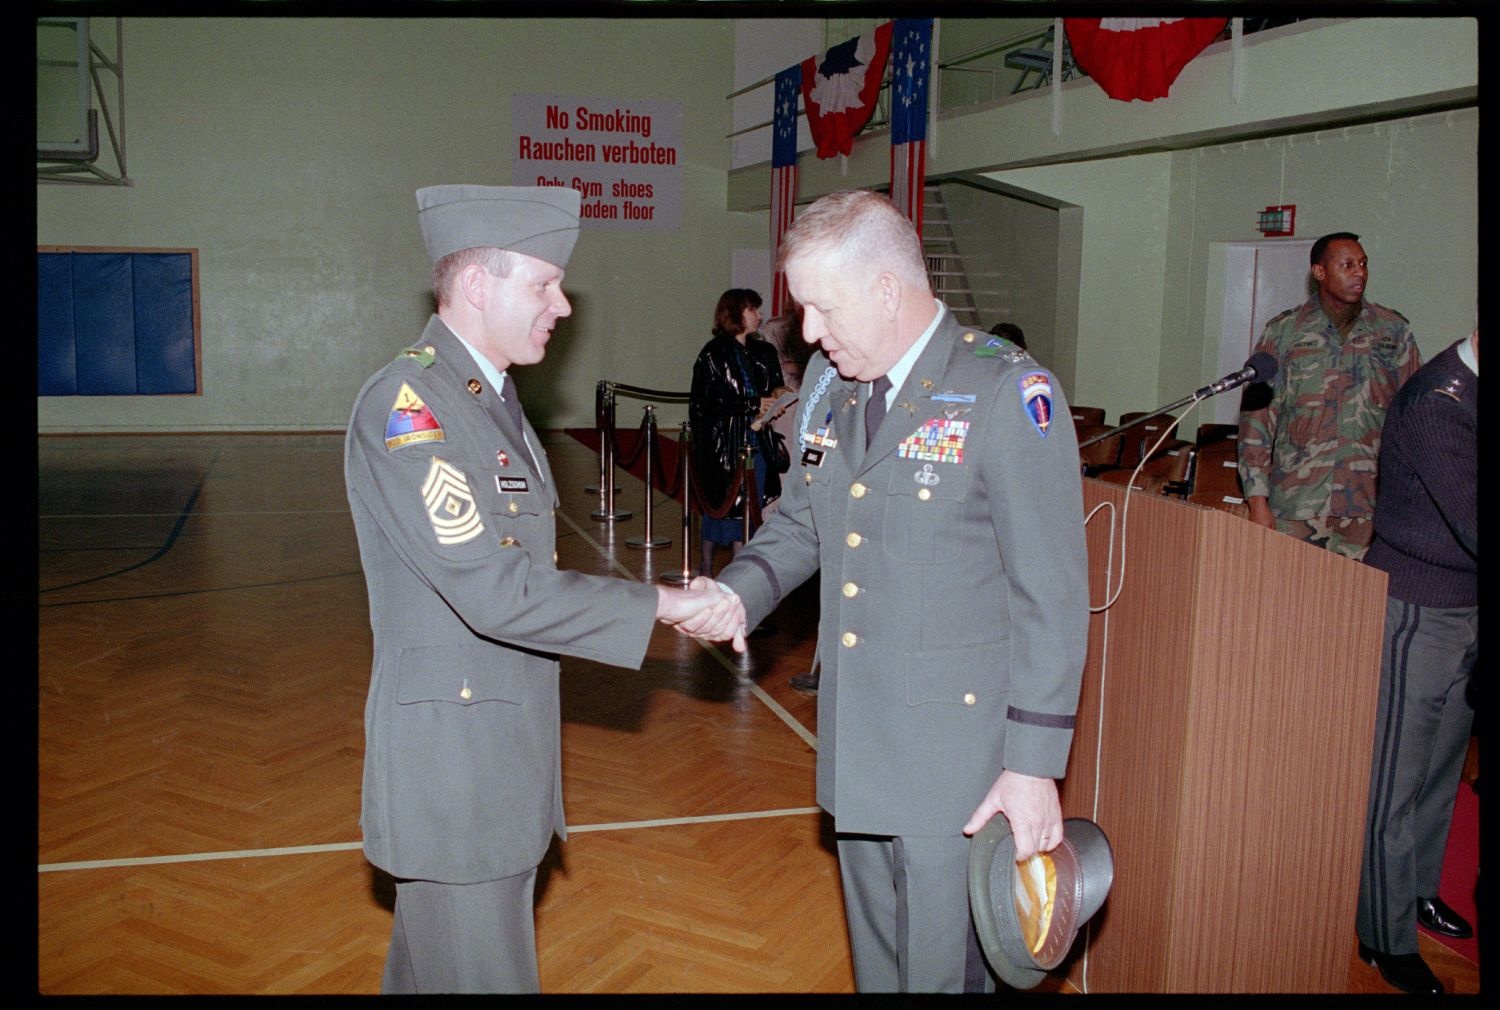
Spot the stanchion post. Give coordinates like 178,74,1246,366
585,380,618,496
591,383,631,522
590,380,606,494
627,406,670,550
740,437,755,544
660,421,693,586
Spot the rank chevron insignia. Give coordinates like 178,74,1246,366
421,457,484,545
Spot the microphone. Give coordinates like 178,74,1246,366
1077,352,1280,450
1194,352,1278,399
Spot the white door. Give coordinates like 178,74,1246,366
1208,239,1315,423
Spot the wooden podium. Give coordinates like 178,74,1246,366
1059,480,1389,992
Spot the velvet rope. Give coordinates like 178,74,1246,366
653,425,685,500
610,410,652,470
594,381,763,531
690,451,750,521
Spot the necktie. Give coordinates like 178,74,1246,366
865,375,892,444
499,380,526,432
500,379,545,482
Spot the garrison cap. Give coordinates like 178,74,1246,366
969,815,1115,989
416,184,582,269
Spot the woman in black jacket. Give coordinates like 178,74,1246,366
689,288,786,577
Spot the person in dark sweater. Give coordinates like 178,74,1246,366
1355,328,1478,994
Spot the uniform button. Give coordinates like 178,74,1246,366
964,692,976,706
841,631,858,648
805,473,813,485
553,551,559,563
917,487,932,501
963,332,975,344
846,532,862,548
842,582,859,598
424,345,435,355
499,536,518,547
508,502,519,513
850,482,867,498
460,685,473,700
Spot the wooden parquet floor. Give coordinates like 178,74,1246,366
35,432,1478,995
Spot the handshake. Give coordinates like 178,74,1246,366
655,577,749,654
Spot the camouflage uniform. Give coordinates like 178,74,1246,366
1237,298,1421,559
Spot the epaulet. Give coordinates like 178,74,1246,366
1367,301,1411,325
395,343,436,368
1269,305,1301,326
1430,373,1468,403
960,329,1032,365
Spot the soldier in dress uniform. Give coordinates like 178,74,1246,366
343,184,741,993
697,190,1090,992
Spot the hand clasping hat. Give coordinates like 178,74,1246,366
968,814,1115,989
416,184,582,269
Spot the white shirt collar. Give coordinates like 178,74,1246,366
441,319,512,399
1457,333,1478,376
879,300,945,406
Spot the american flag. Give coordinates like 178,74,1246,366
889,18,933,234
770,63,801,317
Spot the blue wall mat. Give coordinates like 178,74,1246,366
36,253,77,396
134,255,197,394
37,250,198,396
74,253,138,394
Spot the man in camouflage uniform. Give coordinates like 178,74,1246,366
1237,232,1422,559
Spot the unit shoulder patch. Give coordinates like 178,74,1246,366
385,382,445,450
1017,371,1055,437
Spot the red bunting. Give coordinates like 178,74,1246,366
801,22,894,159
1064,18,1228,102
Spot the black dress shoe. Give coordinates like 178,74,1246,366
1359,942,1444,994
1417,896,1473,939
789,669,819,695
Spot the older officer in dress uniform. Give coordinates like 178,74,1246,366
704,190,1090,992
344,185,740,993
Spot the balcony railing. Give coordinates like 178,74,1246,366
727,17,1301,149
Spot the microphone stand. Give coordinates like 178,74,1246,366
1077,389,1203,449
1078,367,1258,449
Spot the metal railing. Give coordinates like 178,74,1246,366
591,380,767,586
726,17,1299,146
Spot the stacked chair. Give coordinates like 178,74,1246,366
1071,408,1122,478
1184,422,1249,517
1096,412,1195,497
1075,408,1253,519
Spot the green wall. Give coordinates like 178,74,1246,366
982,107,1477,423
37,18,735,433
